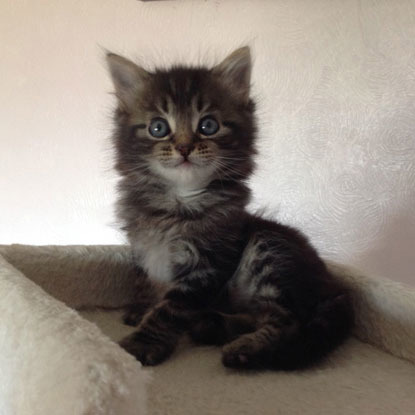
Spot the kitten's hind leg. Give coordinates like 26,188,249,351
222,292,353,370
221,308,295,369
190,311,257,346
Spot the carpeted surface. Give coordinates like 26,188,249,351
83,309,415,415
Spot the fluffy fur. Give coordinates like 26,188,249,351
0,250,149,415
106,47,354,370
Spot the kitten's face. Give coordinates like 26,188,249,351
108,48,256,190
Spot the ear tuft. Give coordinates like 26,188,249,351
213,46,252,102
106,53,149,111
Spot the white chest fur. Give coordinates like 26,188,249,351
131,225,200,284
131,231,174,284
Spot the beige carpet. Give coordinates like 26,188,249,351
83,309,415,415
147,340,415,415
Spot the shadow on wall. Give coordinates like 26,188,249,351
354,206,415,287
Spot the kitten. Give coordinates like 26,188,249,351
106,47,354,370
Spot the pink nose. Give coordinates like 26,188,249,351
176,144,194,157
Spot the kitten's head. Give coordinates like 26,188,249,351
107,47,256,191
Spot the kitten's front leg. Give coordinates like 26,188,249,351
122,268,161,327
119,268,220,366
119,299,184,365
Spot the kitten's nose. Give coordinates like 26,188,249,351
176,144,194,158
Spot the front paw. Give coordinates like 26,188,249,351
119,331,175,366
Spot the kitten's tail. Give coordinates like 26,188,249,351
222,291,354,370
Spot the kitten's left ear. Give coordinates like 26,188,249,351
106,52,149,112
213,46,252,103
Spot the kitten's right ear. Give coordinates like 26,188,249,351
106,53,149,111
213,46,252,103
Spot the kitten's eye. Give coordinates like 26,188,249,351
198,116,219,136
149,118,170,139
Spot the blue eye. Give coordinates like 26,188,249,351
149,118,170,138
198,116,219,136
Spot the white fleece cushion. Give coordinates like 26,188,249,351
0,254,149,415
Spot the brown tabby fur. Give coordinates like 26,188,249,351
106,47,354,370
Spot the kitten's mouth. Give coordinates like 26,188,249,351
180,160,193,167
175,157,195,168
169,156,205,169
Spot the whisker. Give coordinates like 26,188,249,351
211,160,246,182
213,159,246,178
216,155,249,162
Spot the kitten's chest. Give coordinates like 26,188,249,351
132,230,174,283
131,224,192,284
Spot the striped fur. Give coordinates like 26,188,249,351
107,47,354,370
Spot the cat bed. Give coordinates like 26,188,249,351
0,245,414,414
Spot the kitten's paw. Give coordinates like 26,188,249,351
222,335,264,369
119,332,175,366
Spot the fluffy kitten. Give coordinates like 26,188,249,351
106,47,353,370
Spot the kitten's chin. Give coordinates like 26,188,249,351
151,160,215,189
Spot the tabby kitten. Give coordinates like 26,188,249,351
106,47,353,370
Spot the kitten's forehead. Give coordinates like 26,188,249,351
150,67,214,113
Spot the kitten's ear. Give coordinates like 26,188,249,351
213,46,252,103
106,53,149,111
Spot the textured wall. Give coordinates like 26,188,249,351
1,0,414,286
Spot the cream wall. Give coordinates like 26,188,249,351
1,0,414,286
